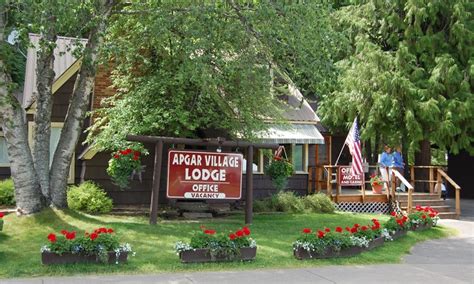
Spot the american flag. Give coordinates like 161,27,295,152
345,117,363,176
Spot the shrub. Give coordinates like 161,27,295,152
272,191,305,213
303,193,335,213
0,178,15,206
67,182,113,214
253,199,273,212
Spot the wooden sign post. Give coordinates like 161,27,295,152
126,135,278,225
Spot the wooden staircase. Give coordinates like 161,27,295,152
397,193,458,219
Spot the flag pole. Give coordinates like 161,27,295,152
334,143,346,166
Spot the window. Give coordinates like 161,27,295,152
291,144,308,173
28,122,75,183
0,135,9,166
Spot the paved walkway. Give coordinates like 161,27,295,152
2,202,474,284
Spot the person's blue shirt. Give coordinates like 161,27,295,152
393,151,404,168
380,152,393,167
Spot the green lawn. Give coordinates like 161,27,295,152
0,209,456,278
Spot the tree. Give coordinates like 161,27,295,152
319,0,474,164
0,0,117,213
88,1,340,150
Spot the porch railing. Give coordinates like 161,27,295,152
308,164,461,218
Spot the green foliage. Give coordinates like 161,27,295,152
320,0,474,155
106,147,145,189
0,42,25,87
265,159,294,191
67,182,113,214
0,178,15,206
272,191,305,213
87,1,340,150
254,192,335,214
303,193,336,213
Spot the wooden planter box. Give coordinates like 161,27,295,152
367,236,384,250
179,247,257,263
41,251,128,265
294,237,385,260
390,230,407,240
411,223,432,231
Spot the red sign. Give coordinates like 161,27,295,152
338,166,364,186
167,150,243,199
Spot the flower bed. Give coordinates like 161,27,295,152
175,226,257,263
408,206,439,229
293,219,387,260
41,227,134,265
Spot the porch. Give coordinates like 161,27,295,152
308,165,462,219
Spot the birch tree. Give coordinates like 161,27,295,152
0,0,117,213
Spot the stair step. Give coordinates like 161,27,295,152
397,194,441,201
398,200,446,206
438,212,459,219
401,205,453,213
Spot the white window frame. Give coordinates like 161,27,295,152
292,143,308,174
28,122,75,184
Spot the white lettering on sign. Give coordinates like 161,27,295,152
184,168,226,182
184,192,226,199
191,184,219,192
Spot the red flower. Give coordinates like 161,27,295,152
345,227,351,232
90,232,98,240
120,150,127,155
134,151,141,156
391,212,397,216
317,230,325,238
113,154,120,159
424,208,430,212
133,155,139,161
0,212,4,218
243,226,251,236
402,216,408,222
107,228,114,233
302,228,312,234
372,218,378,223
98,227,107,233
361,226,368,231
204,229,216,235
125,149,132,154
335,227,343,233
47,233,57,243
429,213,436,218
236,230,244,237
229,233,236,240
65,231,76,240
354,223,360,228
350,227,358,233
60,230,68,235
422,215,427,219
324,228,331,233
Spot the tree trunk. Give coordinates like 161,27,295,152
415,139,431,192
49,0,117,207
0,65,44,214
34,31,57,201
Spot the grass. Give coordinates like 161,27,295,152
0,209,456,278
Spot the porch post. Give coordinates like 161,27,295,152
245,145,254,225
150,140,163,225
